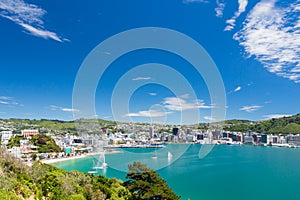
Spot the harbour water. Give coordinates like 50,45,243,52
53,144,300,200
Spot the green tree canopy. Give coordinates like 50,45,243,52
124,162,180,200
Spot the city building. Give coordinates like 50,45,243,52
172,127,179,136
1,131,13,145
22,129,39,138
149,126,154,138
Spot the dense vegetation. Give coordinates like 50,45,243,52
0,148,179,200
31,134,62,153
6,134,62,153
209,114,300,134
125,162,180,200
251,115,300,134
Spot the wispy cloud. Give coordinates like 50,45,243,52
103,115,112,119
203,116,216,121
234,86,242,92
50,105,79,112
163,97,213,111
0,96,12,100
0,96,20,106
225,0,248,31
148,93,157,96
180,93,190,99
234,0,300,83
263,114,292,120
240,105,262,112
132,77,151,81
125,110,172,117
228,86,242,94
215,0,225,17
0,0,67,42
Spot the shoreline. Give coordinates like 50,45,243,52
41,150,122,164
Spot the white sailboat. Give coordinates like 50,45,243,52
93,152,108,169
168,151,173,160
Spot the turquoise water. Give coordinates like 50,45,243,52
53,145,300,200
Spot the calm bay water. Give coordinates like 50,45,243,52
53,145,300,200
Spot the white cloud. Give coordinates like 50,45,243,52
50,105,79,112
132,77,151,81
180,93,190,99
225,0,248,31
264,114,292,120
0,101,9,105
163,97,213,111
125,110,172,117
148,93,157,96
0,96,12,100
234,86,242,92
103,116,112,119
215,0,225,17
20,23,63,42
228,86,242,94
234,0,300,83
204,116,216,121
0,0,66,42
0,96,20,106
240,105,262,112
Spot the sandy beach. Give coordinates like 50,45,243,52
41,150,123,164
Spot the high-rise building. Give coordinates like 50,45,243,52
172,127,179,136
149,126,154,138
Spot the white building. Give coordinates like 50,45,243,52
7,146,21,158
1,131,13,145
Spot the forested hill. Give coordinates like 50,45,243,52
222,113,300,134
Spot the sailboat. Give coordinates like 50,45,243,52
93,152,108,169
168,151,173,160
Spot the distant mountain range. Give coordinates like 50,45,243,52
1,113,300,135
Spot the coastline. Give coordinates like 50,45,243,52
41,150,122,164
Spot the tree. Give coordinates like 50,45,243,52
31,134,61,153
124,162,180,200
7,136,23,149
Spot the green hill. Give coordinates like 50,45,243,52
220,114,300,134
252,114,300,134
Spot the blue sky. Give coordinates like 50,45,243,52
0,0,299,124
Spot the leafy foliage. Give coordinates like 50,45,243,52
31,134,61,153
6,135,22,149
124,162,180,200
1,149,178,200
